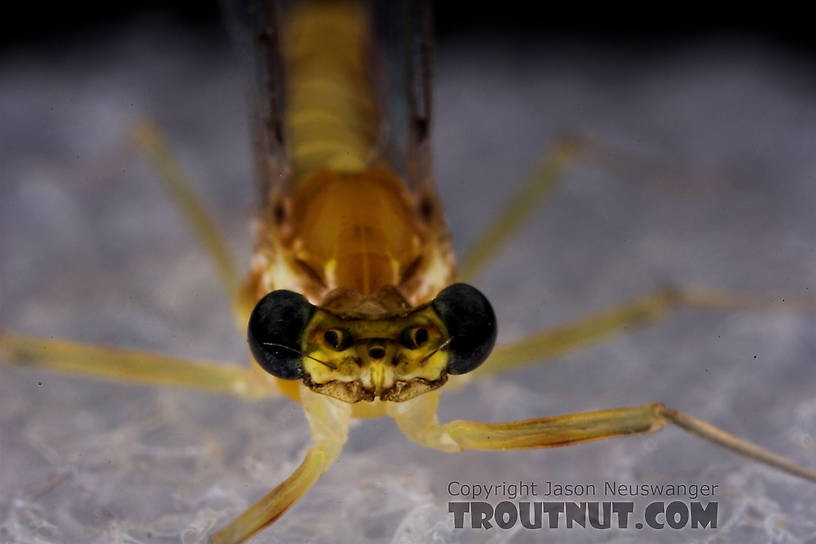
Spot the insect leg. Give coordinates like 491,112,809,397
0,330,275,400
390,392,816,483
133,119,246,321
457,133,711,283
210,386,351,544
457,134,580,283
460,285,816,382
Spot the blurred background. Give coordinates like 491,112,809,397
2,2,816,52
2,2,816,543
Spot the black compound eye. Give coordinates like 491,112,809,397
431,283,497,375
401,326,429,349
323,328,351,351
247,290,316,380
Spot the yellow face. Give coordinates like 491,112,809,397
300,305,450,402
248,284,496,404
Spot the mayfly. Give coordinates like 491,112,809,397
2,1,816,543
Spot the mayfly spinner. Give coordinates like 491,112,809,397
2,1,816,543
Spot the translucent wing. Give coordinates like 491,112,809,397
370,0,439,211
223,0,291,204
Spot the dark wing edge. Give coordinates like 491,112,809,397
222,0,291,207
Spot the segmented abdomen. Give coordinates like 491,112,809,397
282,1,380,184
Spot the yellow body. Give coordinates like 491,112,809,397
245,1,454,410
